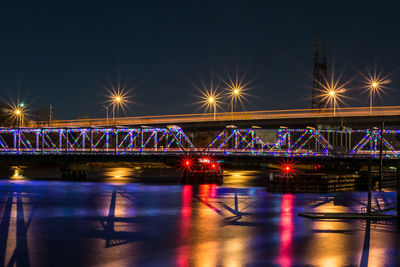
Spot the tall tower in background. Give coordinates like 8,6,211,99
311,33,327,109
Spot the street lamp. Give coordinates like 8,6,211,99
320,76,347,117
230,87,241,119
220,73,252,119
208,96,217,120
13,108,23,127
107,92,125,122
329,90,336,117
105,86,132,124
369,81,380,116
113,95,122,120
361,69,390,116
198,85,221,121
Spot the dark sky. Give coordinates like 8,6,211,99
1,1,400,119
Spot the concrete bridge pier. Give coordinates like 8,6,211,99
61,163,89,180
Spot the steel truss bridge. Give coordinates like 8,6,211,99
1,126,400,158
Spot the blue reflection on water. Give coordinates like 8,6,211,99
0,180,398,266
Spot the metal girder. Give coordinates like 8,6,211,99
0,127,400,158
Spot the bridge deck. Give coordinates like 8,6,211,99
24,106,400,128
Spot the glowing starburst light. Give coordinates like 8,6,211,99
317,74,350,116
4,95,30,127
197,85,222,120
278,158,297,178
105,87,133,121
9,105,26,127
360,69,391,115
220,71,254,114
100,77,135,120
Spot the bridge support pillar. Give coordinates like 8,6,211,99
61,163,89,180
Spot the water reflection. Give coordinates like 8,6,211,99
278,194,293,267
103,167,135,182
0,181,398,266
0,191,34,266
11,166,25,180
176,185,192,267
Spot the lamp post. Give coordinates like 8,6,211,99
369,81,379,116
112,95,123,123
14,108,22,127
208,97,216,120
329,90,336,117
231,88,240,120
113,96,121,120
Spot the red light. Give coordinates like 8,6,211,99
179,156,194,172
279,158,296,177
212,164,216,168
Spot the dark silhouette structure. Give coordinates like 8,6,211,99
311,33,328,109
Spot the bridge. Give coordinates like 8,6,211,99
1,125,399,158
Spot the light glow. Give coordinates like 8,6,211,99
179,155,195,172
361,68,391,107
115,96,122,103
220,70,254,112
100,78,135,117
279,158,297,178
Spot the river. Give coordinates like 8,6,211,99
0,168,399,266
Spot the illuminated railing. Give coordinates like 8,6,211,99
0,126,400,158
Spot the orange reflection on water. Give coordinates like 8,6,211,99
199,184,217,201
305,197,356,266
195,184,219,266
11,166,25,180
103,167,134,182
223,237,247,267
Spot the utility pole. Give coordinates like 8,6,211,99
378,121,384,190
367,158,372,214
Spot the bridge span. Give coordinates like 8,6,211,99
1,125,400,159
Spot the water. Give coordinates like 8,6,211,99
0,169,399,266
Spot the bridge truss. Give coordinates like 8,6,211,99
1,127,400,158
0,126,194,154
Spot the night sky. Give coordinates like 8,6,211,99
1,1,400,119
